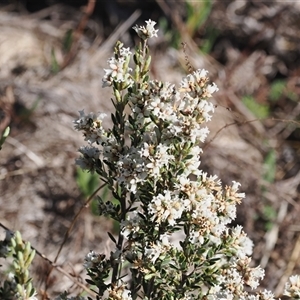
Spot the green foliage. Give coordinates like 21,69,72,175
160,1,215,52
269,79,298,102
76,167,99,198
262,205,277,231
63,29,73,53
186,0,217,54
242,95,269,118
186,0,212,36
261,149,276,231
200,27,219,54
0,126,10,151
263,150,276,184
158,17,180,48
50,29,73,74
76,168,100,215
51,48,60,74
269,80,286,102
0,230,36,300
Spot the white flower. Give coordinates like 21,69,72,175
75,146,100,173
145,234,171,263
102,47,133,88
246,266,265,289
160,233,171,246
133,19,158,40
74,110,107,144
145,144,174,177
190,125,210,143
116,149,148,193
99,199,115,216
148,190,188,225
74,110,107,131
194,68,208,80
209,290,235,300
145,19,158,36
229,225,254,257
284,274,300,298
257,290,275,300
73,22,271,300
107,282,132,300
120,47,132,56
55,296,86,300
207,82,219,94
222,268,244,293
83,250,104,269
232,181,241,191
121,212,141,239
197,99,215,121
103,57,130,87
240,296,258,300
145,242,162,263
189,230,201,244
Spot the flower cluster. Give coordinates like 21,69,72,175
284,275,300,298
133,19,159,40
102,44,133,89
73,20,300,300
106,283,132,300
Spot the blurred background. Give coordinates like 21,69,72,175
0,0,299,298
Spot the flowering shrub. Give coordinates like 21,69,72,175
72,20,300,300
1,19,300,300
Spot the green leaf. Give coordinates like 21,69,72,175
269,80,286,102
263,205,276,221
263,150,276,183
51,48,60,74
186,0,212,36
86,279,95,285
107,232,116,244
0,126,10,150
144,273,156,280
25,249,35,268
62,29,73,53
200,27,219,54
184,154,194,160
76,167,99,198
242,96,269,118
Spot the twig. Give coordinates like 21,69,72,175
203,119,253,150
0,168,30,180
43,182,106,295
6,136,44,167
61,0,96,69
55,183,105,263
204,117,300,150
226,91,266,135
260,201,288,269
275,234,300,296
